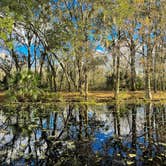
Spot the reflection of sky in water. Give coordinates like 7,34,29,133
92,132,114,153
88,111,94,118
0,104,165,165
91,129,165,163
69,125,77,139
91,131,160,159
57,116,63,130
49,113,54,130
42,119,47,129
90,105,165,161
36,129,41,139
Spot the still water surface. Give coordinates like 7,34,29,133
0,103,166,166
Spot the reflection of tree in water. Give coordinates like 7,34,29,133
0,104,26,164
154,104,166,143
1,104,49,165
44,104,104,165
0,103,102,165
98,103,166,165
0,103,165,165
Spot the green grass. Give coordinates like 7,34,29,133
61,91,166,103
1,90,166,104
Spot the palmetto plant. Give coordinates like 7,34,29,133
8,71,43,101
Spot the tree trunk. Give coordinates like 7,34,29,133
34,48,37,74
130,46,136,91
59,72,64,91
47,66,52,90
84,70,88,100
77,59,83,95
47,56,58,92
112,52,116,92
67,80,71,92
115,51,120,99
153,48,157,93
27,47,31,71
11,49,20,72
39,52,46,86
52,52,71,92
145,69,152,99
145,46,152,100
53,76,57,92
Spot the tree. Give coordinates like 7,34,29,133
101,0,135,99
136,0,165,99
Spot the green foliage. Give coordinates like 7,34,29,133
0,16,14,48
136,76,144,90
0,0,165,97
8,71,43,102
113,0,135,26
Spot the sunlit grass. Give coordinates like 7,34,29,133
1,91,166,103
62,91,166,103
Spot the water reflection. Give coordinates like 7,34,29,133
0,103,165,165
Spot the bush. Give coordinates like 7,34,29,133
8,71,43,101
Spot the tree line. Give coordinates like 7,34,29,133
0,0,165,99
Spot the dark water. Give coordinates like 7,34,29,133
0,103,166,166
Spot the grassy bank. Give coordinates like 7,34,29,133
61,91,166,103
1,91,166,103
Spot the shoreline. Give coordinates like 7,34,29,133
1,91,166,104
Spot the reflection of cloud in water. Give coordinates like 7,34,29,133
0,104,165,165
93,106,146,136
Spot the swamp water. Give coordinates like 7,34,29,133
0,103,166,166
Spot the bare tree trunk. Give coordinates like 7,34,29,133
112,51,116,92
161,51,165,91
67,80,71,92
59,72,64,91
115,50,120,99
77,59,83,95
84,69,88,100
145,46,152,100
145,69,152,99
27,47,31,71
153,47,157,93
53,76,57,92
34,40,37,74
130,46,136,91
47,66,52,90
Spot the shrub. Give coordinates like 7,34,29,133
8,71,43,102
